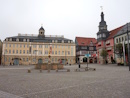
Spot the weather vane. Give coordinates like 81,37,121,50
100,6,103,12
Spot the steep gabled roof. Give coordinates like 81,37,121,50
107,26,123,40
75,37,97,46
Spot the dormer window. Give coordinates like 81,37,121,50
62,40,64,43
55,40,57,43
23,39,26,42
6,39,8,41
27,39,29,42
10,38,12,41
16,38,19,42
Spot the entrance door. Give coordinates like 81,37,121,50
83,57,87,62
14,59,19,65
38,59,43,64
61,59,65,64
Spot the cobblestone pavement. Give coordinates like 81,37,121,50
0,64,130,98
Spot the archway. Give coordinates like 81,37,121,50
13,58,19,65
38,58,43,64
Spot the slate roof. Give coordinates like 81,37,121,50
114,23,130,38
107,25,124,40
75,37,97,46
6,35,72,43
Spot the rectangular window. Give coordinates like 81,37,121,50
13,44,15,47
16,50,18,54
23,58,25,61
9,50,11,54
39,45,42,48
20,50,22,54
26,58,28,62
17,44,18,48
45,50,48,55
58,51,60,55
9,44,11,47
55,58,57,62
27,45,29,48
62,51,64,55
45,45,48,48
55,45,57,48
33,58,36,62
33,45,36,48
20,44,22,48
116,38,118,43
89,47,94,50
23,50,25,54
9,57,10,62
68,51,70,55
55,51,57,55
52,51,54,54
24,45,25,48
119,38,121,43
13,50,15,54
39,50,42,55
6,44,8,47
27,50,29,54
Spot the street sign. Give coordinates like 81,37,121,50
85,54,91,57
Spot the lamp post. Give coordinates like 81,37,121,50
126,23,130,71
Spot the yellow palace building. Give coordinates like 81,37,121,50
2,26,76,65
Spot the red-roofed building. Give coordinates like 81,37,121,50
75,37,97,63
96,11,123,64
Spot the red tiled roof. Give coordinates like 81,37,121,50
107,25,124,40
76,37,97,46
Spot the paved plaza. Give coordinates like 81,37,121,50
0,64,130,98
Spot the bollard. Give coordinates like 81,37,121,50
27,69,31,73
40,69,42,73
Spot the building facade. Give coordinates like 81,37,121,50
75,37,97,63
96,11,123,64
114,23,130,64
0,40,2,64
2,26,76,65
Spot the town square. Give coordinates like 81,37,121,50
0,64,130,98
0,0,130,98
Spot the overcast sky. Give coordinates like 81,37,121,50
0,0,130,41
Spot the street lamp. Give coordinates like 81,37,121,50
126,23,130,71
